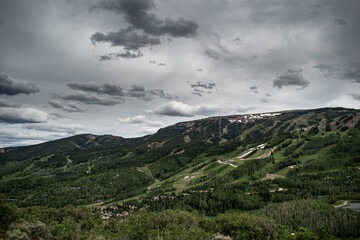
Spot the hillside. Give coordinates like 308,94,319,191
1,107,360,239
1,107,360,206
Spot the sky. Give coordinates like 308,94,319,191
0,0,360,147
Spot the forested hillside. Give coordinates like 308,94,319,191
1,107,360,239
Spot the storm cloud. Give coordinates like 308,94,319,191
315,63,360,84
99,50,143,61
60,94,123,106
62,82,176,105
0,107,49,124
127,85,146,98
148,89,176,99
0,72,39,96
91,0,198,58
190,81,216,90
67,82,125,96
66,82,175,100
127,85,176,99
94,0,198,37
273,70,310,89
91,26,161,50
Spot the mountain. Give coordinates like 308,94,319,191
1,107,359,206
1,107,360,239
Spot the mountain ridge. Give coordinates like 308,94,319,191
1,106,356,151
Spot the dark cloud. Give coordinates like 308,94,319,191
233,36,242,45
350,93,360,101
67,82,125,96
273,69,310,89
194,89,205,94
0,72,39,96
191,89,204,97
60,94,123,106
0,107,48,124
91,0,198,58
205,50,219,60
128,85,146,97
250,86,259,94
91,26,160,50
314,64,333,72
99,50,143,61
64,82,176,104
48,99,85,113
127,86,176,99
189,81,216,97
336,63,360,83
334,18,347,25
190,81,216,90
148,89,176,99
314,62,360,83
192,92,202,97
94,0,198,38
148,101,219,117
98,55,112,61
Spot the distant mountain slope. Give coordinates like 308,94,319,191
0,134,127,163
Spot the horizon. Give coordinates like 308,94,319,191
1,0,360,147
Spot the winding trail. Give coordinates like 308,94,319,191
217,160,238,168
335,200,348,208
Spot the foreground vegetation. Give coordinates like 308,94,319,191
2,195,359,240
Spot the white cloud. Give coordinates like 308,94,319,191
147,101,220,117
117,115,164,127
140,126,161,135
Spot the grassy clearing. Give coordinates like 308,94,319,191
138,165,153,178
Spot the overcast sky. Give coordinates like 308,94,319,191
0,0,360,147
